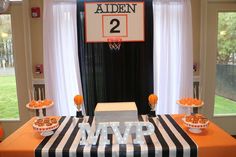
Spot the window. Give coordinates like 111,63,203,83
214,12,236,115
0,14,19,120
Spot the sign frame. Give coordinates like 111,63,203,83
84,1,145,43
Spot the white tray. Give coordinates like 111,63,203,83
177,100,204,108
26,101,54,110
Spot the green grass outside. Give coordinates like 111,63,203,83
0,75,19,120
0,75,236,118
214,95,236,115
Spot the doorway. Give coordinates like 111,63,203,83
201,1,236,135
0,14,19,120
0,2,32,138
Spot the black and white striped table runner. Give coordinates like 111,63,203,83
35,115,197,157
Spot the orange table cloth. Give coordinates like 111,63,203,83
1,115,236,157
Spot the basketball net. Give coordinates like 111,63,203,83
107,38,122,51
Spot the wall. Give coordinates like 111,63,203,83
191,0,201,76
30,0,44,79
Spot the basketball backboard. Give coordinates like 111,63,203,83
84,1,145,43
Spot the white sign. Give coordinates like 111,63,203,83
85,1,145,43
79,121,154,145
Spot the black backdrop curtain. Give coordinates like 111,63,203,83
77,0,153,116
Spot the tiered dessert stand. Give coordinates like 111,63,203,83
26,100,54,119
177,98,209,134
26,99,59,136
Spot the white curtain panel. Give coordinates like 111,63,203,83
153,0,193,114
43,0,83,116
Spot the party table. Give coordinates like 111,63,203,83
0,115,236,157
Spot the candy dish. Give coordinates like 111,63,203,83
33,117,59,136
182,114,209,134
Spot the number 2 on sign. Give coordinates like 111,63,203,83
110,19,120,33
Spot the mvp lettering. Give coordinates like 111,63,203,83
79,121,154,145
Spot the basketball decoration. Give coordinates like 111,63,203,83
84,1,144,51
85,2,144,43
148,94,158,110
74,95,83,110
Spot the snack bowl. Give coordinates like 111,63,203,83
33,117,59,136
182,114,209,134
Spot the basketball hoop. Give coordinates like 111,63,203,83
85,2,144,46
107,38,122,51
